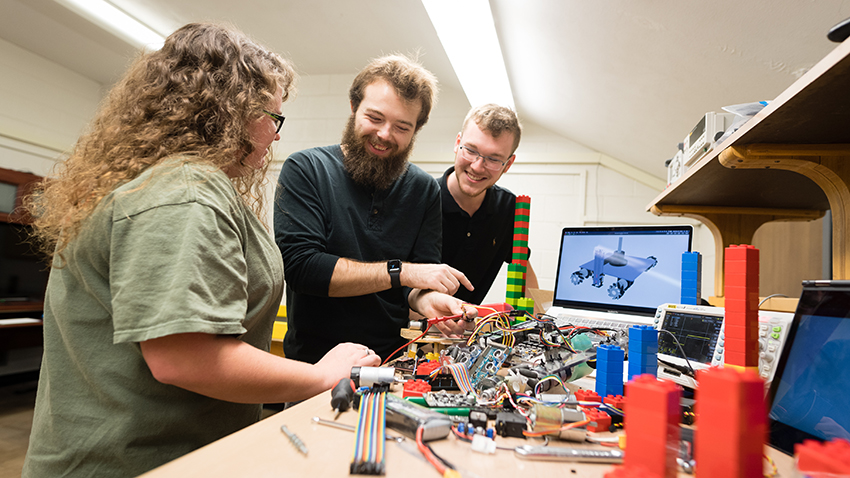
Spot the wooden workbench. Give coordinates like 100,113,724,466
140,384,796,477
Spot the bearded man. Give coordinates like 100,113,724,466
274,55,473,364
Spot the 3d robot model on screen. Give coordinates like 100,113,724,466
570,237,657,299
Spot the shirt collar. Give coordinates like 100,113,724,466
442,166,495,216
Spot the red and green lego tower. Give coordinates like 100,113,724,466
506,195,533,315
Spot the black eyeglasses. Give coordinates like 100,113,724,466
263,110,285,134
458,144,508,171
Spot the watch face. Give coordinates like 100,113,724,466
388,259,402,288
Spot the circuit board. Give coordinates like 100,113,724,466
424,390,477,408
468,345,512,388
506,341,547,366
451,344,484,370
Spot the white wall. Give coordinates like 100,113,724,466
0,37,100,175
0,52,715,306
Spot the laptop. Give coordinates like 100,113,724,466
766,280,850,455
545,225,694,329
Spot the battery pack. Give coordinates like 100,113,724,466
384,394,452,442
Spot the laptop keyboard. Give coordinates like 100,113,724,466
553,314,639,331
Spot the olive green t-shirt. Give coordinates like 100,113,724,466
23,157,284,477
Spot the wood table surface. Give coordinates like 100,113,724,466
140,384,797,478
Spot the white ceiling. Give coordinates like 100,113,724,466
2,0,849,179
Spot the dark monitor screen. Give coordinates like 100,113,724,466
766,280,850,454
552,225,693,316
0,222,49,302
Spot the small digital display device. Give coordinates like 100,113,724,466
653,304,724,389
682,112,736,166
767,280,850,455
658,309,724,363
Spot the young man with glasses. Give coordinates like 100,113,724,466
274,55,474,366
440,104,539,305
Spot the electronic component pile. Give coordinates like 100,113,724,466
395,307,631,439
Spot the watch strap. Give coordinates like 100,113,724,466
388,259,402,289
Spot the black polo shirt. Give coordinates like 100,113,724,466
440,167,517,305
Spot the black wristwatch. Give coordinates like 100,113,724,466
387,259,402,289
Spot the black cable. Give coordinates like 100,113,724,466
450,428,472,442
424,442,456,470
658,357,695,378
534,313,594,345
541,314,579,342
657,329,697,379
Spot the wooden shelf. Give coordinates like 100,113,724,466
648,37,850,295
0,301,44,314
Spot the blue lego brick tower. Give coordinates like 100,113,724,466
681,251,702,305
628,325,658,379
595,344,624,398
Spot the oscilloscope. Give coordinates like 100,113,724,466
652,303,792,389
653,303,724,388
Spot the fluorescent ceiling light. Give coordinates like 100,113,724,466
55,0,164,50
422,0,515,110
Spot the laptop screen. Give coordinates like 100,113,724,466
766,280,850,454
552,225,693,317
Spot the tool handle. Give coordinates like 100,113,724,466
330,377,354,412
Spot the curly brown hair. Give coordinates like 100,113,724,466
26,22,296,262
462,104,522,155
348,54,438,132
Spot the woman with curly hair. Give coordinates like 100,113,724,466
22,23,379,477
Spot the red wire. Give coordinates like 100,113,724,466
381,326,430,366
380,306,477,366
416,426,447,475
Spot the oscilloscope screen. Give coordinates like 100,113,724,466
658,312,724,364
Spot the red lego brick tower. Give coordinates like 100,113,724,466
724,244,759,371
694,367,766,477
605,375,681,478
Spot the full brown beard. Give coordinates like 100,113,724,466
341,115,413,190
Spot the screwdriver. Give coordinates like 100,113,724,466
330,377,355,420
